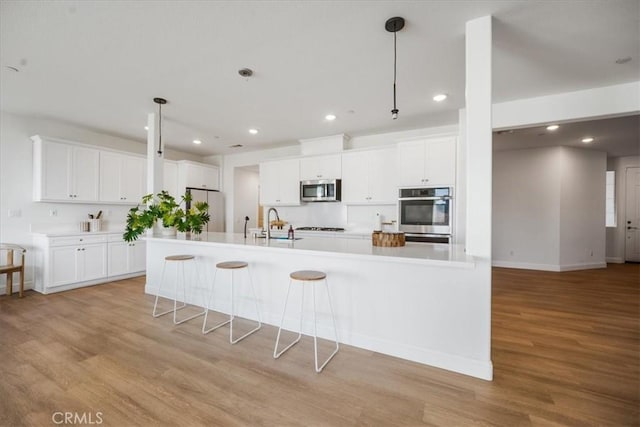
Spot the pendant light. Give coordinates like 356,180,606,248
153,97,167,155
385,17,405,120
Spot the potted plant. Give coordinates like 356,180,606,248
123,191,210,242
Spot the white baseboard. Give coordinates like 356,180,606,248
38,272,145,295
558,262,607,272
492,260,607,272
0,280,34,296
492,260,562,271
144,284,494,381
606,257,624,264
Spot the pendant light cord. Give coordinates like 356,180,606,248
157,102,163,155
393,30,397,112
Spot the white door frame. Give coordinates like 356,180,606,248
624,166,640,262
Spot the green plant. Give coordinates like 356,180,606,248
123,191,210,242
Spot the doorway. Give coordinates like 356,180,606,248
233,165,260,233
625,167,640,262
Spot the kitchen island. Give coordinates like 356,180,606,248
145,232,493,380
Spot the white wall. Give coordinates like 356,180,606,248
559,148,607,268
0,111,202,293
606,156,640,262
493,147,562,268
493,146,607,271
232,167,259,232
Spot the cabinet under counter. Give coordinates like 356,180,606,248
32,231,146,294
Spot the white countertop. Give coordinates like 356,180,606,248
145,232,475,268
31,230,124,237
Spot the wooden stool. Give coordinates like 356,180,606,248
202,261,262,344
152,254,205,325
273,270,339,373
0,244,26,298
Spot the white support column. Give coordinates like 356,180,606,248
465,16,492,258
147,113,164,196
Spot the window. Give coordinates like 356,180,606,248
606,171,616,227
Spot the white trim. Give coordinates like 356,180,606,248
558,262,607,272
492,260,563,271
605,257,624,264
38,272,145,294
492,260,607,272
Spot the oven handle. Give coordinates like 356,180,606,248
398,196,452,201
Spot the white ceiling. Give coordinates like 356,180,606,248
493,114,640,157
1,1,638,156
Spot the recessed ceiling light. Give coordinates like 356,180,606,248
615,56,632,64
546,125,559,131
144,126,149,131
582,137,594,143
433,94,448,102
325,114,337,121
249,128,259,135
193,139,202,145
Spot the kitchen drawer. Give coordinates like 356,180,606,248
49,235,108,247
107,233,126,243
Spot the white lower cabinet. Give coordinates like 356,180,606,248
33,233,145,294
50,241,107,287
108,237,146,276
50,246,80,287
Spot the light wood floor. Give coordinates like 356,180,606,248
1,264,638,426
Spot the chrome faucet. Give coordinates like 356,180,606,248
266,207,280,240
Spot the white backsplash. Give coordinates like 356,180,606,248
267,203,397,232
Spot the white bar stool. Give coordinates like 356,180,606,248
202,261,262,344
273,270,339,373
152,254,206,325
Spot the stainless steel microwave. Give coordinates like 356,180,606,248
300,179,341,202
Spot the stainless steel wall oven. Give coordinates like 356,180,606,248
398,187,453,243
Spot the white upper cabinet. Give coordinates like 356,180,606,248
300,154,342,181
178,161,220,191
99,152,146,204
397,136,456,187
33,137,99,202
259,158,301,206
163,160,178,197
342,147,397,204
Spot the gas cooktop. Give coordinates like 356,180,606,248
296,227,345,232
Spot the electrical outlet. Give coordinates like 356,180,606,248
509,250,514,256
7,209,21,218
49,209,57,217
